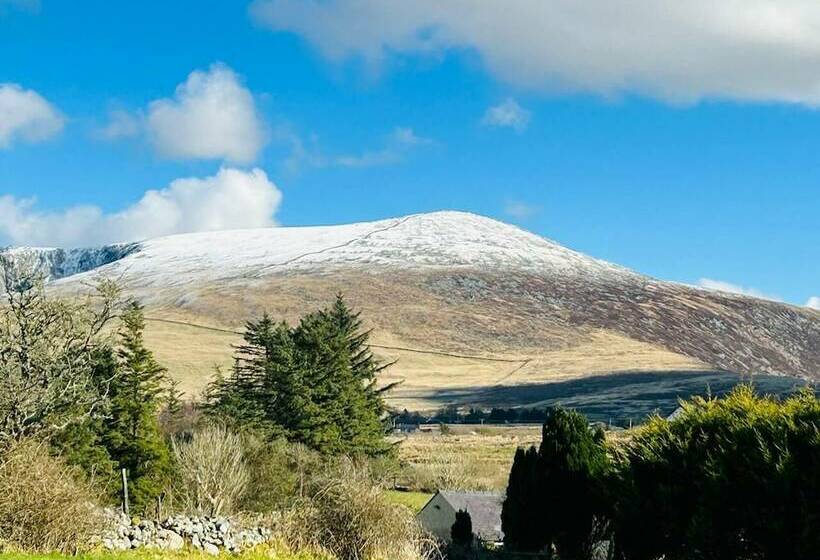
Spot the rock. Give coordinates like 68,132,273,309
166,530,185,551
203,542,220,556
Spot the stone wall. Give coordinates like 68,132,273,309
100,511,272,554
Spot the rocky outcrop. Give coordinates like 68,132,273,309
0,244,138,281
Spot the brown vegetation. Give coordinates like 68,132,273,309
0,439,101,553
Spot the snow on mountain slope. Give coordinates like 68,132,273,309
11,211,637,287
3,211,816,389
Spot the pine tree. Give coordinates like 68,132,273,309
502,446,545,552
205,296,391,456
451,509,474,546
103,302,173,513
538,407,610,560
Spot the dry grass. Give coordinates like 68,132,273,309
395,426,542,492
279,461,438,560
0,439,102,553
171,425,249,516
0,545,335,559
140,311,704,409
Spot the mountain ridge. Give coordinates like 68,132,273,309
2,211,817,407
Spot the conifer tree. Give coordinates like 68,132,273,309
502,446,545,552
502,408,610,558
102,301,173,513
205,295,391,456
451,509,474,546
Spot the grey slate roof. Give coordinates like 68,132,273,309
438,490,504,542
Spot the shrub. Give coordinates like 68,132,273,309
0,439,101,553
240,437,325,513
612,385,820,560
280,460,437,560
171,424,249,516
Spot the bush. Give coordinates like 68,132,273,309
0,439,101,553
171,424,249,516
612,385,820,560
280,460,437,560
240,437,325,513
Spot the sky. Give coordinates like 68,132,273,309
0,0,817,308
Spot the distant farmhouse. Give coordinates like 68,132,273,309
416,490,504,545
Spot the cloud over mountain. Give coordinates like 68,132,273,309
251,0,820,105
0,168,281,247
147,64,266,162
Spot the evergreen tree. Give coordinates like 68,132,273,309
502,407,610,559
502,446,545,552
102,302,173,513
50,347,119,486
205,295,391,456
538,408,610,560
451,509,474,546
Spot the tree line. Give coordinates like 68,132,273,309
393,406,556,426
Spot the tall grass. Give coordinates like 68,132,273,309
279,460,440,560
0,439,101,553
171,425,249,516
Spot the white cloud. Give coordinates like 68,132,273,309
251,0,820,105
0,84,64,148
284,126,433,171
94,108,141,141
482,98,530,132
806,296,820,310
504,200,539,220
146,64,265,162
0,168,282,247
392,127,434,146
697,278,780,301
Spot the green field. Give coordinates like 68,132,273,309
384,490,433,512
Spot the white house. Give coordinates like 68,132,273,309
416,490,504,544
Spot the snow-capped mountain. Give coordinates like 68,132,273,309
6,211,636,285
2,211,817,405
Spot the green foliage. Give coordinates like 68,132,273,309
101,302,174,513
451,509,473,546
240,437,325,512
502,407,610,558
501,446,543,552
612,384,820,560
205,295,391,457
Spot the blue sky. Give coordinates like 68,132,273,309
0,0,817,307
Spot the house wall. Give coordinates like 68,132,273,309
416,493,457,542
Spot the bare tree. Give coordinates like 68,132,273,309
172,425,248,516
0,255,121,445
